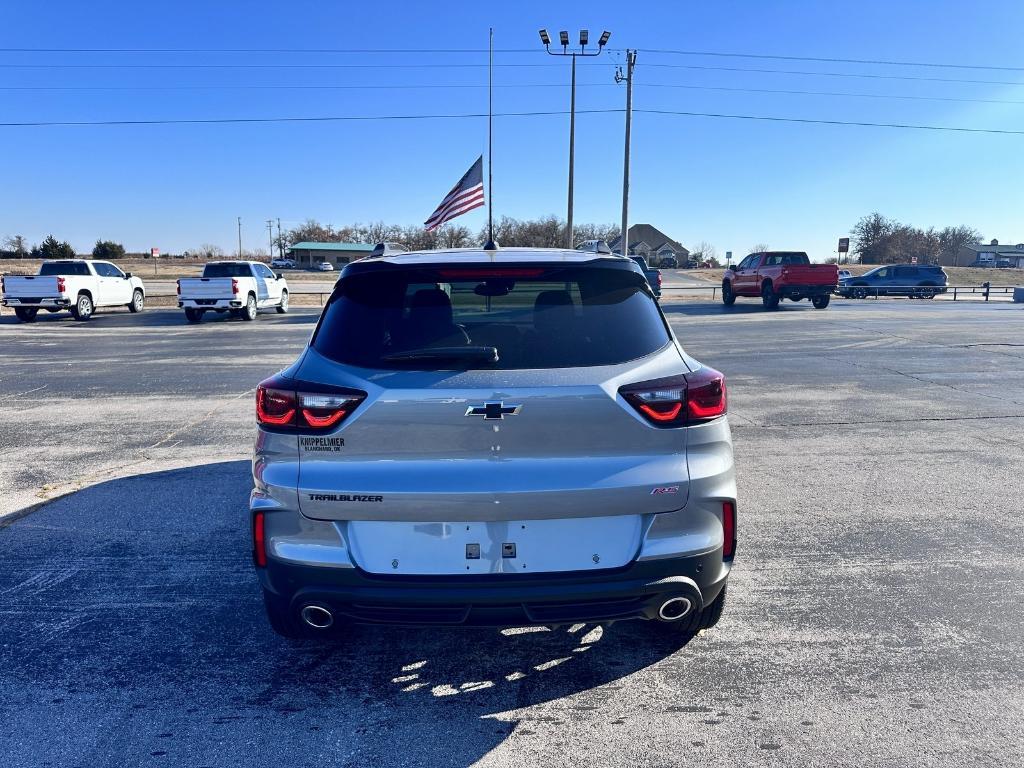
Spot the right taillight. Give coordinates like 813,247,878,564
722,500,736,559
56,276,66,293
231,278,239,295
255,375,365,432
619,366,727,427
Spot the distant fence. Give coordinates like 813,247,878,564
141,284,1022,306
660,284,1020,303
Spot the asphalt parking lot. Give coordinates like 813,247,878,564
1,300,1022,767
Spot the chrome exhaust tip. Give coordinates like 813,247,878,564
657,596,693,622
300,604,334,629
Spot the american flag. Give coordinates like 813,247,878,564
424,156,485,231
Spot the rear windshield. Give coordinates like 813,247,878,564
311,265,671,370
202,263,253,278
39,262,89,276
763,252,810,265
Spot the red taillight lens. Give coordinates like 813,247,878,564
57,276,66,293
253,511,267,567
231,278,239,295
619,367,727,428
256,386,296,426
686,367,727,420
657,272,663,287
722,501,736,559
255,376,365,431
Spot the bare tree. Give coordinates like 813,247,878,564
748,243,770,254
938,225,982,267
2,234,29,258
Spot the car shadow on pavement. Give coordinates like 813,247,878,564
0,461,693,767
0,307,321,327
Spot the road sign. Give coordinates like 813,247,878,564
838,237,850,253
725,250,733,263
910,256,918,264
151,248,160,258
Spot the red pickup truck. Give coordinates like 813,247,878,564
722,251,838,309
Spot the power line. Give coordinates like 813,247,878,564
640,48,1024,73
1,107,1022,135
639,83,1024,106
1,46,1021,74
641,62,1024,87
634,109,1024,135
0,62,570,70
5,81,1023,107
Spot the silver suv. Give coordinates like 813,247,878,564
251,248,736,640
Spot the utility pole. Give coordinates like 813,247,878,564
237,216,243,259
540,28,611,249
276,218,283,259
617,49,637,257
266,220,274,262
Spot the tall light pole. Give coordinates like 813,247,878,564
276,218,283,259
616,49,637,257
540,28,611,249
237,216,243,259
266,220,274,262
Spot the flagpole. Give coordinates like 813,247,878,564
484,26,497,250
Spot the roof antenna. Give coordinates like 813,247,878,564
483,27,499,251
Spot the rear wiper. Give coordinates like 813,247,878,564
381,345,499,364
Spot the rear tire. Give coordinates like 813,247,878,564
811,294,831,309
14,307,39,322
851,286,868,299
919,285,937,299
761,282,780,310
184,308,204,323
128,289,145,313
262,589,307,640
71,293,94,321
721,281,736,306
241,293,257,321
276,290,289,314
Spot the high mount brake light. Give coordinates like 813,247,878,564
619,367,727,427
436,268,547,280
256,376,366,431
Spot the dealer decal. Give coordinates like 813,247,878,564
300,436,345,453
307,493,383,503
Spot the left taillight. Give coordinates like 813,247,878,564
619,366,727,428
256,375,365,432
253,511,267,567
56,276,66,293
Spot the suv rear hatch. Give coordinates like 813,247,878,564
270,261,706,574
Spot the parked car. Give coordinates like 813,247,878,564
996,258,1013,269
251,247,735,639
271,258,296,269
315,261,335,272
722,251,837,309
2,259,146,322
838,269,852,280
176,260,289,323
629,255,662,297
657,256,679,269
837,264,948,299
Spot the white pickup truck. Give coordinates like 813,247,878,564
176,261,289,323
2,260,146,322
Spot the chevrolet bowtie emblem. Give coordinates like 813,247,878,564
465,401,522,420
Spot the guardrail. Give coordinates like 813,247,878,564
658,283,1019,302
140,283,1022,306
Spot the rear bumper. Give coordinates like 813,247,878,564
178,298,242,309
2,297,69,307
258,548,730,627
776,284,835,299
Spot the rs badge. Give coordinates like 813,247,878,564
650,486,679,495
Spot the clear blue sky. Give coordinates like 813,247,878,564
2,0,1023,259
